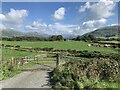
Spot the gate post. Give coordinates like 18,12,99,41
21,57,24,66
11,57,16,65
56,53,60,67
13,57,16,65
36,56,39,64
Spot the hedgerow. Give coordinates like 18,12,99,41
50,58,119,89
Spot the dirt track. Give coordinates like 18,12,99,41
0,64,55,89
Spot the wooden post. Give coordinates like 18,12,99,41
34,56,36,61
11,57,14,65
14,58,17,65
25,56,27,62
21,57,24,66
56,54,60,67
37,57,39,64
16,58,18,66
12,57,16,65
11,57,13,65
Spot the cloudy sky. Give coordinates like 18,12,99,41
0,0,119,37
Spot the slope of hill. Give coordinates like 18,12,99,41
25,32,49,38
2,25,120,38
83,25,120,38
2,30,24,37
2,30,49,38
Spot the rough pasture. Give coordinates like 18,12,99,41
2,41,117,54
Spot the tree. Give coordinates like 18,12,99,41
88,35,96,41
57,35,64,41
76,36,81,41
48,35,64,41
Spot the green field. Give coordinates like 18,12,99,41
2,41,117,53
96,35,119,39
1,48,55,80
2,48,40,60
1,41,119,81
99,41,120,44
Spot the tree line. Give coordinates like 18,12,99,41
2,35,120,41
2,35,64,41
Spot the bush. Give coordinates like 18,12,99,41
50,58,119,89
5,45,14,47
15,45,20,48
1,60,21,80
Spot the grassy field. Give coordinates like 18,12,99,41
1,48,55,80
2,41,117,53
96,36,119,39
99,41,120,44
1,41,119,82
2,48,40,60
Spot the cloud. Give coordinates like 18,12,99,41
26,21,78,37
0,24,6,30
79,2,91,12
71,18,106,35
26,18,107,37
26,21,47,30
53,7,65,20
48,23,78,35
0,14,6,21
32,21,47,28
79,0,116,19
72,18,107,36
110,23,118,26
26,25,38,30
1,8,28,29
6,8,28,24
77,0,115,35
82,18,107,29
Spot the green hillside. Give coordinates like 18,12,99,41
83,25,120,38
2,30,49,38
2,30,24,37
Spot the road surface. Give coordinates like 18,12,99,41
0,64,55,89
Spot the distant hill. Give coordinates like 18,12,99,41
83,25,120,38
2,30,24,37
2,25,120,39
2,29,49,38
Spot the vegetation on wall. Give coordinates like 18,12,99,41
50,58,119,89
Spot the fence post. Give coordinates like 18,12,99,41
37,57,39,64
14,58,17,65
34,55,39,64
12,57,17,65
56,53,60,67
21,57,24,66
11,57,14,65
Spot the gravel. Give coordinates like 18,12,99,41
0,64,55,89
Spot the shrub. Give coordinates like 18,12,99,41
1,59,21,80
50,58,119,89
15,45,20,48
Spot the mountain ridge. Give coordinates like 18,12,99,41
2,30,49,38
83,25,120,37
2,25,119,38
